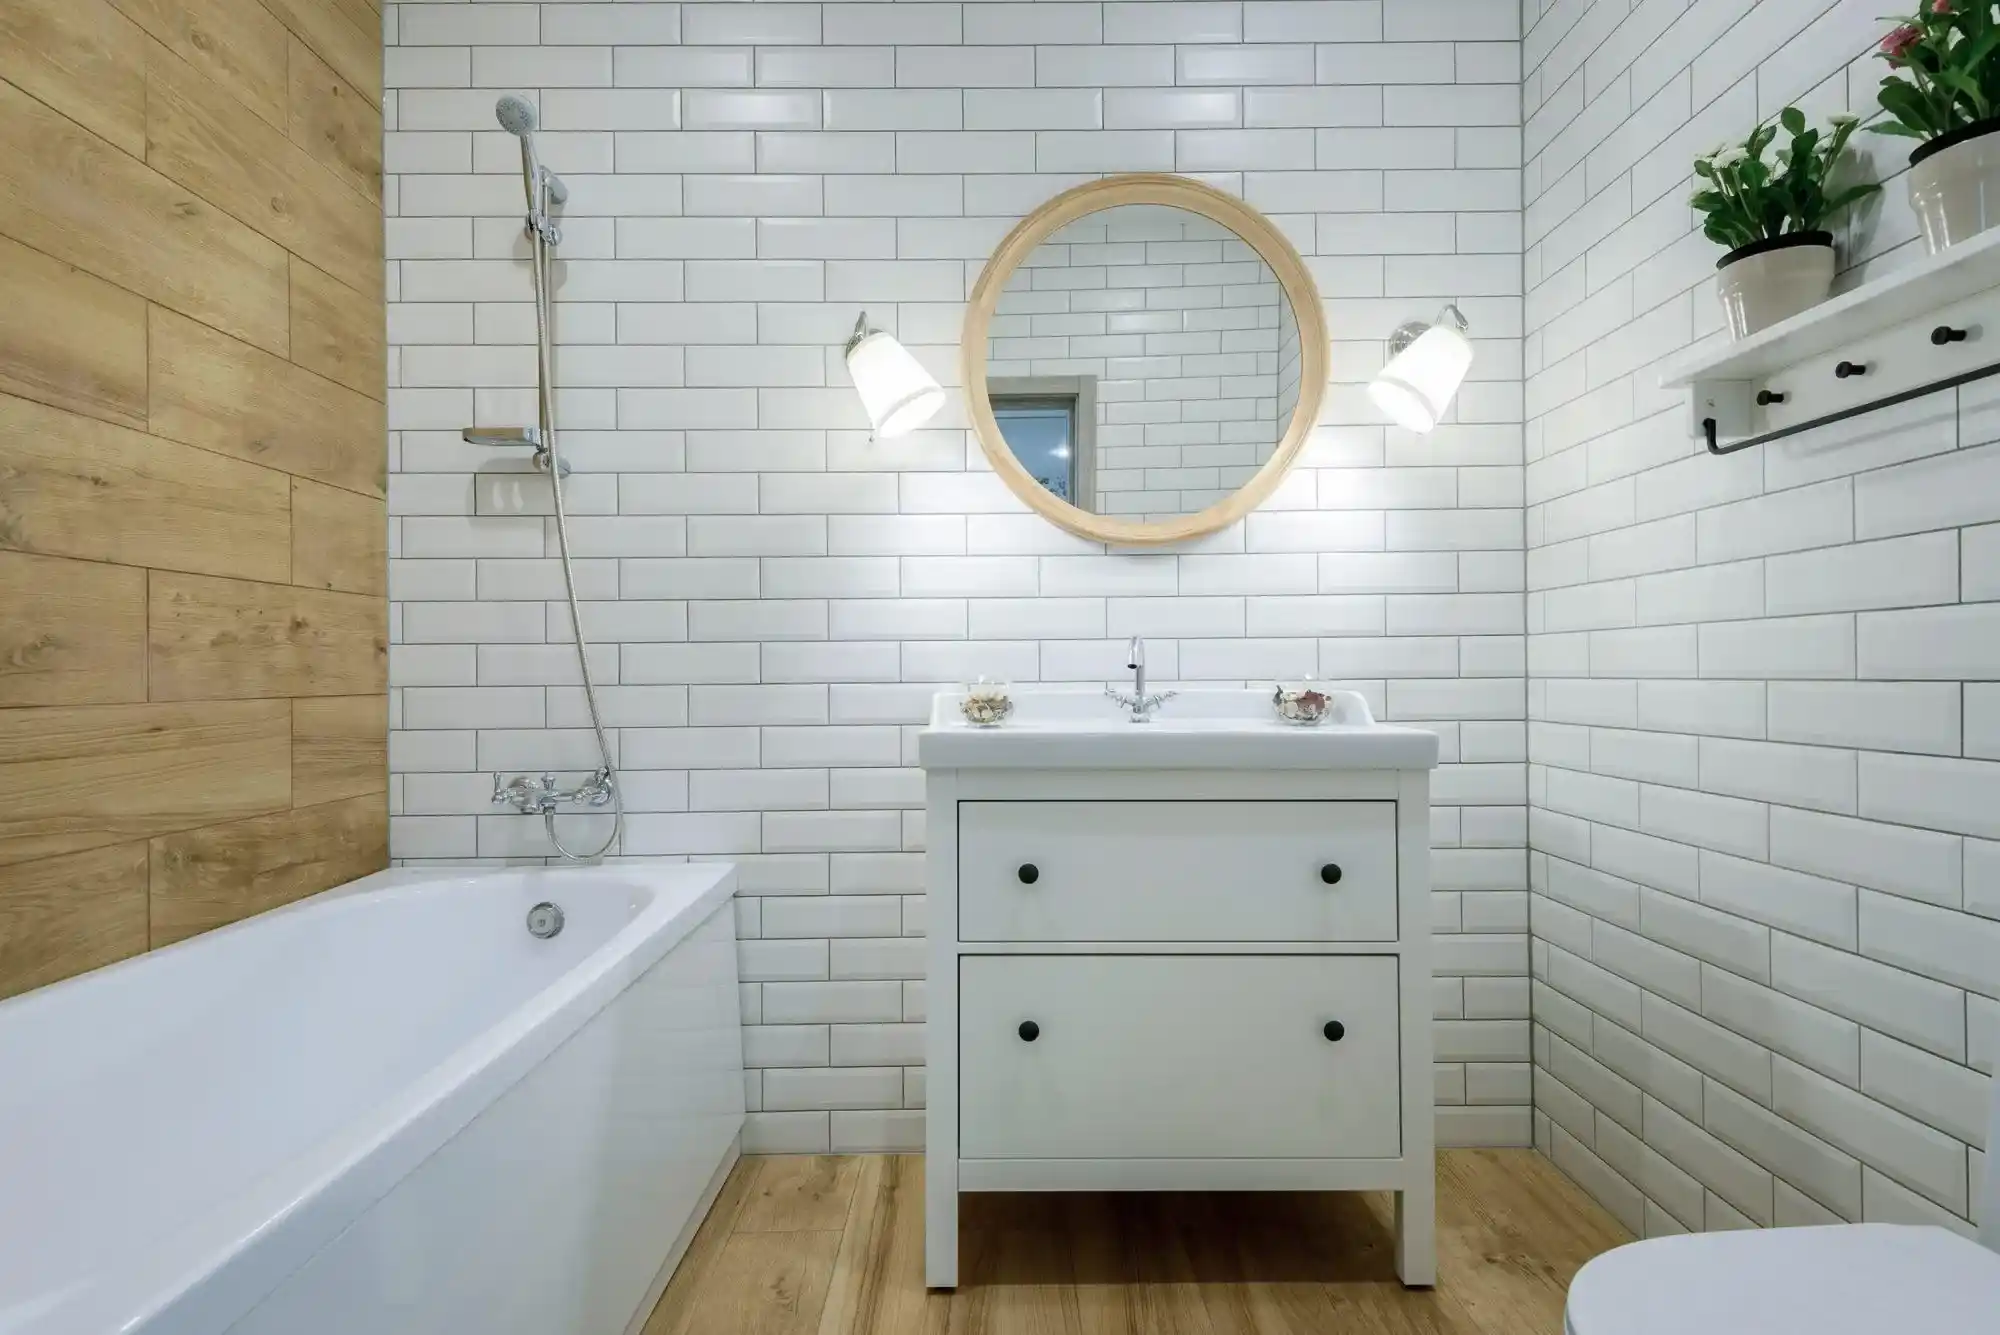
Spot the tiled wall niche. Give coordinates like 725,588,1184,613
382,0,1528,1154
1525,0,1996,1239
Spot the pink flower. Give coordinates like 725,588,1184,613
1882,23,1923,61
1934,0,1951,12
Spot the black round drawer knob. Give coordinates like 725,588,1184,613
1017,863,1039,885
1018,1020,1040,1042
1835,360,1867,379
1323,1020,1346,1042
1320,863,1343,885
1934,324,1969,345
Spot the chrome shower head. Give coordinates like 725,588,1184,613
494,94,538,136
492,95,569,209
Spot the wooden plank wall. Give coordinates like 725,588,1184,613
0,0,386,999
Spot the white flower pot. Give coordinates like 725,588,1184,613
1908,120,2000,254
1714,233,1834,340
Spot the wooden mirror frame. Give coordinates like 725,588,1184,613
963,174,1328,547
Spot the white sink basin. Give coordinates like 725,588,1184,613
918,688,1439,770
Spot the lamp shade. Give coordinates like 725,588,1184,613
1367,321,1473,434
846,330,945,438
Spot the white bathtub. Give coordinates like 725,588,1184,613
0,863,745,1335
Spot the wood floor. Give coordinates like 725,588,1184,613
642,1150,1630,1335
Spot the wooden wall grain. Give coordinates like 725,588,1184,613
0,0,385,1000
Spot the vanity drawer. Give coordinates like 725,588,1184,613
957,800,1397,942
959,954,1401,1160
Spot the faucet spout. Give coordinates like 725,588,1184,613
1106,637,1173,722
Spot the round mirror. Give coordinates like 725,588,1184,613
963,175,1326,547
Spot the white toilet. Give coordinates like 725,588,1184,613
1563,1066,2000,1335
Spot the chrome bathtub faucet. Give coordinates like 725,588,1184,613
1105,636,1177,723
493,769,616,815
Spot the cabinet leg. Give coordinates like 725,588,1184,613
925,1165,958,1289
1395,1182,1436,1288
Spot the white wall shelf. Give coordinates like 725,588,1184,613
1657,229,2000,452
1660,226,2000,388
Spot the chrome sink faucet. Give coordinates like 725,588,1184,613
1106,636,1177,723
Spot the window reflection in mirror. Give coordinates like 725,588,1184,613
983,203,1297,522
993,398,1074,501
990,377,1096,507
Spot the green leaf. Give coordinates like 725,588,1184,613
1961,26,2000,69
1935,65,1988,113
1708,219,1754,249
1875,77,1916,108
1781,105,1807,134
1876,76,1950,134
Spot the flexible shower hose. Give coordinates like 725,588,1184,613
528,207,624,862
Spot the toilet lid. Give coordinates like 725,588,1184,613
1564,1224,2000,1335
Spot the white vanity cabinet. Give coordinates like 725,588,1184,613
919,689,1440,1290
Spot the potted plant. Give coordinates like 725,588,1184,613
1692,109,1879,339
1874,1,2000,252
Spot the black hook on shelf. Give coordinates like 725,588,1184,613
1756,389,1786,406
1704,354,2000,455
1835,360,1868,378
1933,324,1970,345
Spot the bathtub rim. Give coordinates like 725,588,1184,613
12,860,738,1335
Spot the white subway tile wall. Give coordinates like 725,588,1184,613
384,0,1525,1155
1526,0,1994,1239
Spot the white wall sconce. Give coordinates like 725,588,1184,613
1367,304,1473,434
844,312,945,438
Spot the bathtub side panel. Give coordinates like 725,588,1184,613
222,901,745,1335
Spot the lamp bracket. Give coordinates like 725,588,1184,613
1386,320,1429,358
844,310,873,357
1386,303,1469,357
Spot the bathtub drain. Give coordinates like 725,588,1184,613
526,901,566,939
